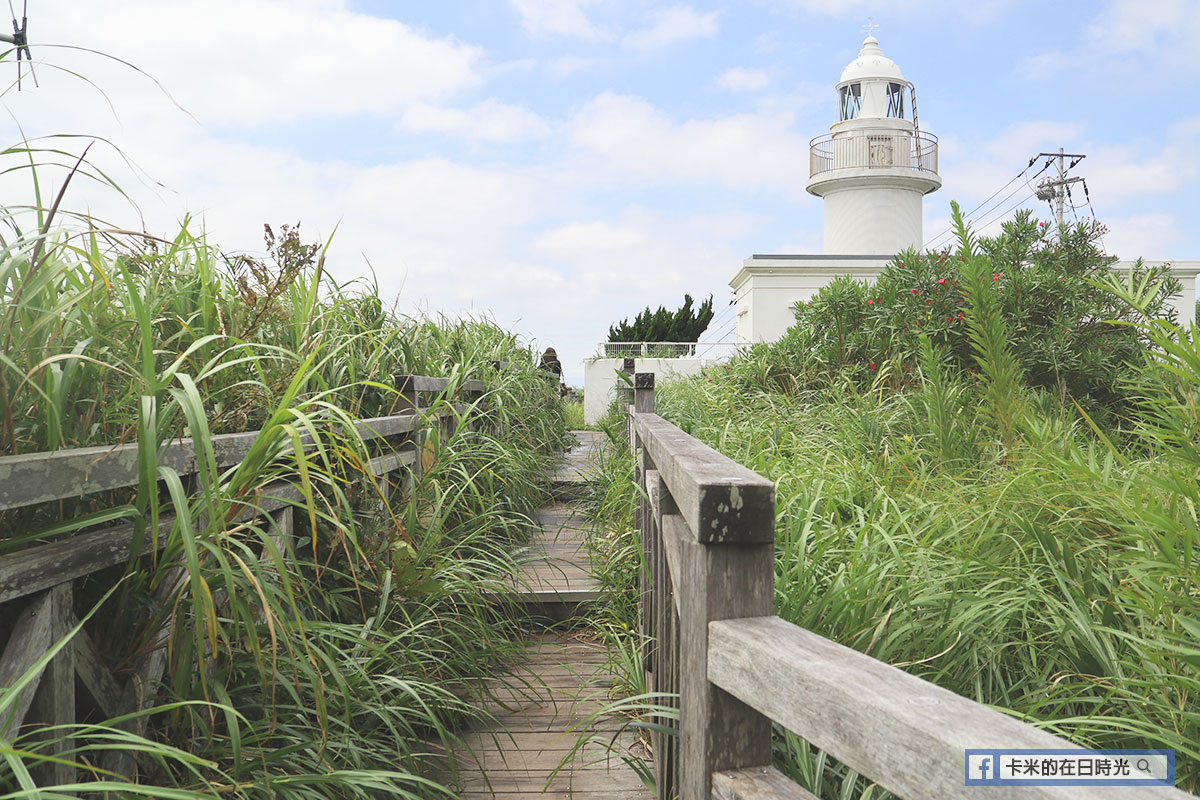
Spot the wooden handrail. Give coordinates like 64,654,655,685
0,372,492,788
0,395,476,513
629,372,1196,800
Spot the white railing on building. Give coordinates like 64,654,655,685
809,128,939,178
599,341,744,359
602,341,698,357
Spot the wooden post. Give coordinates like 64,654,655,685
620,357,635,442
649,473,681,800
664,454,775,800
27,582,75,788
677,534,774,799
0,589,57,742
633,372,656,668
396,375,424,494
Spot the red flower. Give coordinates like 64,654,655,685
910,288,919,295
938,278,946,285
870,362,877,370
867,299,874,305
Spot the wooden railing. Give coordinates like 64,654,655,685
0,374,487,787
630,374,1193,800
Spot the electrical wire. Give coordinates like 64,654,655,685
696,300,735,343
924,157,1054,251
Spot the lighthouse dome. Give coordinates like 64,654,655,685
839,35,905,85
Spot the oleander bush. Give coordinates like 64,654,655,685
775,206,1179,427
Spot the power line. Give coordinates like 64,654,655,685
697,298,736,343
923,157,1054,251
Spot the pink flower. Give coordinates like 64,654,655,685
867,299,874,305
938,278,946,285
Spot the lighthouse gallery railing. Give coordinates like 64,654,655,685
809,128,939,179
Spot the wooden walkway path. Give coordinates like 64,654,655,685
447,431,653,799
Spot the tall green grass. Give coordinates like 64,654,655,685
588,214,1200,797
0,188,571,797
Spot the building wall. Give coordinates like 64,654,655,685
732,255,892,344
823,184,925,255
583,357,721,425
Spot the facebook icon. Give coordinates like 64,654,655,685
966,753,998,785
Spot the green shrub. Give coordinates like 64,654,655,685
778,207,1179,425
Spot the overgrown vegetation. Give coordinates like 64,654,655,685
607,292,714,343
588,203,1200,797
781,210,1177,427
0,153,571,796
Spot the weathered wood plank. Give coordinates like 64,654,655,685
660,514,685,617
634,413,774,544
712,767,820,800
459,792,648,799
676,534,774,800
27,583,74,788
100,566,187,781
455,767,648,792
0,589,55,739
368,448,417,476
72,623,124,719
0,519,172,605
708,616,1193,800
0,483,302,605
0,406,460,512
395,375,486,395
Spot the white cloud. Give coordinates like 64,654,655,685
526,209,758,368
1022,0,1200,81
715,67,770,92
566,92,812,196
764,0,1016,22
30,0,485,127
622,5,719,52
1086,117,1200,200
1082,0,1200,58
1101,213,1184,261
399,99,550,142
508,0,605,40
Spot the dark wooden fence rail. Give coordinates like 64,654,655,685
0,374,486,787
630,373,1194,800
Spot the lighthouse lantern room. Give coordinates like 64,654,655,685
806,33,941,255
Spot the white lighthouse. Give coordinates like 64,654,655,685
807,34,941,254
731,31,942,342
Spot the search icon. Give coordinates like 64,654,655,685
1136,758,1151,773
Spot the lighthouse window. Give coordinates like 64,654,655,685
886,82,906,118
839,83,861,120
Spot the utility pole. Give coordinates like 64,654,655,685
1034,147,1086,233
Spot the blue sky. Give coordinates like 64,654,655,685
5,0,1199,383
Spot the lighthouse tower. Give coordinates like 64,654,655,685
806,34,941,254
730,30,945,344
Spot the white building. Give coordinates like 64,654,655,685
732,33,1198,344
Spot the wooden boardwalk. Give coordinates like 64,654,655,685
448,431,652,799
